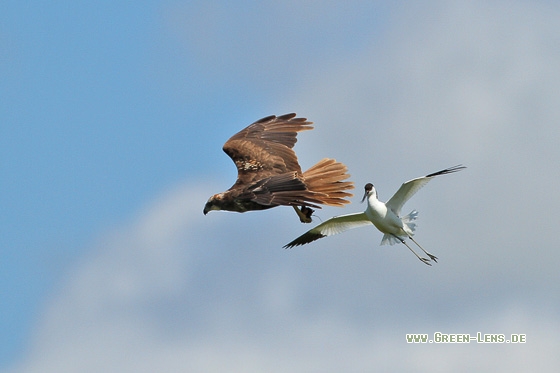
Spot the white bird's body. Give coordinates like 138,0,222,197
284,165,466,265
366,189,418,246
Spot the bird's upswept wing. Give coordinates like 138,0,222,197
222,113,313,188
385,165,465,216
284,212,372,248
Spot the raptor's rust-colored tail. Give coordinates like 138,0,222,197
303,158,354,206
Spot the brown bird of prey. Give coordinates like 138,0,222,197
203,113,354,223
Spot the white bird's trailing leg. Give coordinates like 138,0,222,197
408,235,438,263
391,234,432,266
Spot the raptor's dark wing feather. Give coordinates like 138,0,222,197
223,114,313,187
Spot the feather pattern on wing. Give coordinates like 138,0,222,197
223,113,313,187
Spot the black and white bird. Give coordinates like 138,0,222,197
283,165,466,265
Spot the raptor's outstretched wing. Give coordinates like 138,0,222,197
223,113,313,188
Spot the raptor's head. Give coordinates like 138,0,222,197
203,193,224,215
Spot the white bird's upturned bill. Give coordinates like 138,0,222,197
283,165,466,266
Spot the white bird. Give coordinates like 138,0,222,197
283,165,466,265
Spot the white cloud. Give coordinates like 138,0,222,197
7,1,560,372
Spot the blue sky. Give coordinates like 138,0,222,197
2,1,560,371
2,0,387,365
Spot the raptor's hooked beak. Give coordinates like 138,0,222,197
203,201,212,215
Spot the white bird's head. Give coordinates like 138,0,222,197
361,183,377,203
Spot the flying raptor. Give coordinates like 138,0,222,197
284,165,465,265
203,113,354,223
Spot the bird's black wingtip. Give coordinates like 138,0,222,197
283,232,326,249
448,164,467,171
426,164,466,178
283,240,306,249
